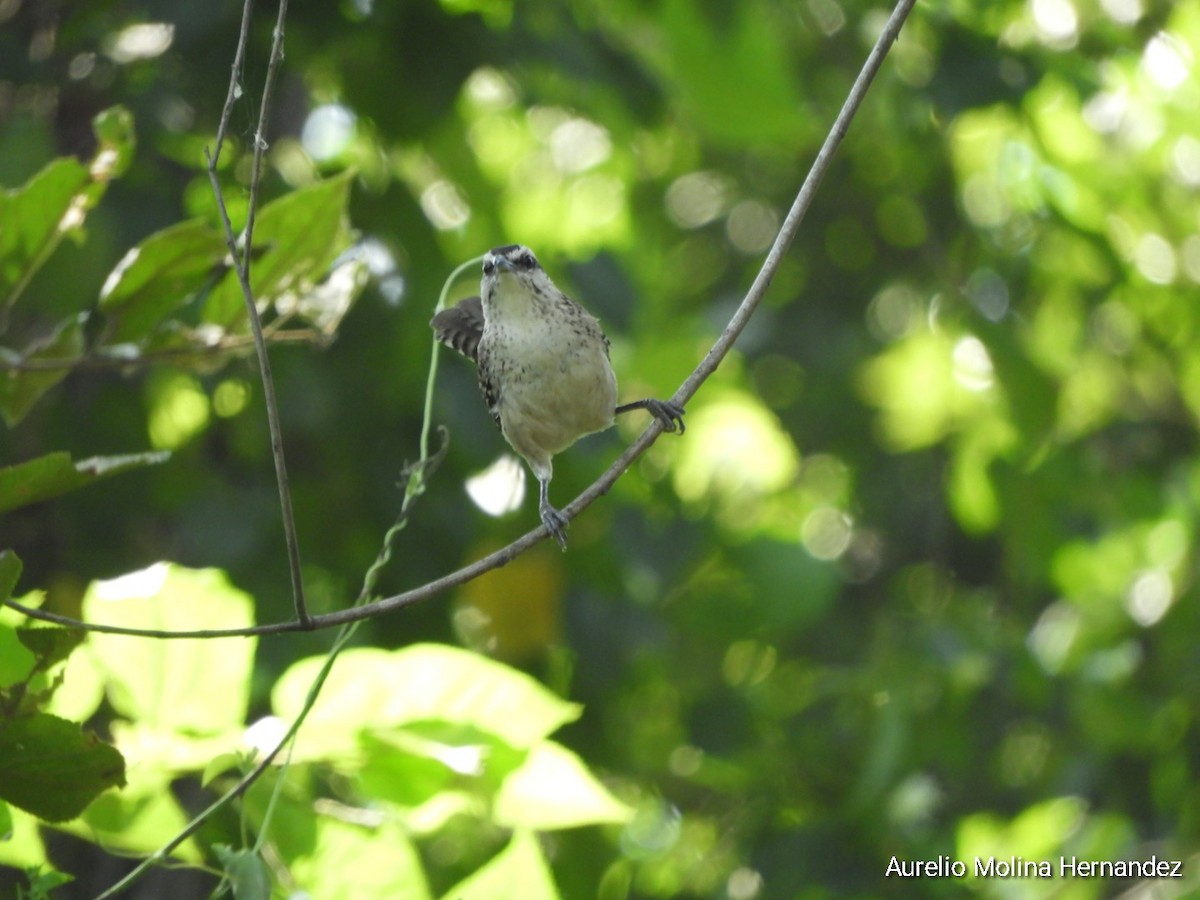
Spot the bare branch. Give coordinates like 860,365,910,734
204,0,310,627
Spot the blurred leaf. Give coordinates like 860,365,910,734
201,750,248,787
0,805,47,869
0,158,90,308
0,549,20,602
90,106,136,181
98,219,230,343
290,817,431,900
214,846,272,900
273,644,582,761
69,772,197,859
82,563,256,732
0,621,35,689
646,0,809,146
0,449,170,514
440,830,559,900
0,712,125,823
357,731,461,807
17,865,73,897
494,741,633,830
204,171,357,326
16,627,85,671
0,106,133,312
0,313,86,425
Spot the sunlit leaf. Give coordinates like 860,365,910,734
0,806,47,869
494,741,633,830
291,817,431,900
440,830,559,900
82,563,256,733
98,218,229,343
273,644,582,762
67,769,198,859
204,171,356,326
0,158,90,305
0,106,134,311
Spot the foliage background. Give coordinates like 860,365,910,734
3,0,1200,896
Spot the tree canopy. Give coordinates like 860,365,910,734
2,0,1199,897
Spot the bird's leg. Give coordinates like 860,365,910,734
538,476,569,550
615,398,687,434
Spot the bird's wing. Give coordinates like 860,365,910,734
430,296,485,362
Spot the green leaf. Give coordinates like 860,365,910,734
90,106,136,181
357,722,527,807
0,550,20,603
0,623,35,689
0,449,170,514
19,866,73,897
290,817,431,900
70,770,196,858
204,171,356,326
0,313,86,425
16,627,86,671
272,644,582,762
0,712,126,823
82,563,256,732
99,219,230,343
0,158,90,306
214,846,272,900
0,106,134,312
494,742,634,830
201,750,249,788
0,800,10,839
440,830,560,900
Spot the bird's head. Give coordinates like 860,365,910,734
481,244,553,309
483,244,541,277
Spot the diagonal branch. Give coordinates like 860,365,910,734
4,0,917,640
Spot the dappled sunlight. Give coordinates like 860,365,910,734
459,76,634,253
859,328,1002,451
670,390,800,531
301,104,357,163
146,371,211,450
465,453,526,517
104,22,174,63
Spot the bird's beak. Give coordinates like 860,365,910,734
492,256,515,273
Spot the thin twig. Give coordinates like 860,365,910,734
213,0,255,155
204,0,310,627
4,0,917,641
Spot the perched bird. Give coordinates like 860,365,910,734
431,244,685,549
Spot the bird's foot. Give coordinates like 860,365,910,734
644,399,686,434
615,398,686,433
540,501,569,551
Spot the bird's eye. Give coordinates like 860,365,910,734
482,260,494,276
518,254,535,270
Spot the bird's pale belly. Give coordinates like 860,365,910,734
493,341,615,458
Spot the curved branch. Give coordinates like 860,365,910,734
3,0,917,640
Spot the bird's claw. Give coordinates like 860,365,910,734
540,502,569,550
646,399,686,434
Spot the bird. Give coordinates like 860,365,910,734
431,244,685,549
